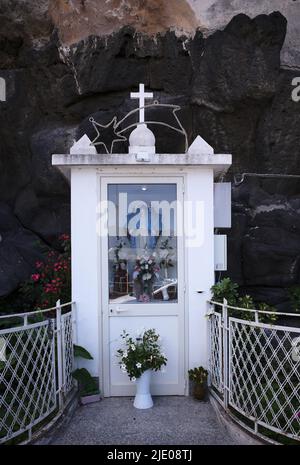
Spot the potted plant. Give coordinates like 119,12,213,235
117,328,167,409
73,344,101,405
188,366,208,401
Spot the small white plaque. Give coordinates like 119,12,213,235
214,183,231,228
214,235,227,271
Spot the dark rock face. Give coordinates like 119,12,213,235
227,178,300,310
0,10,299,310
257,70,300,175
192,12,286,111
0,203,46,296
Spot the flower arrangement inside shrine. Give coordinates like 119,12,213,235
133,254,160,302
108,239,178,303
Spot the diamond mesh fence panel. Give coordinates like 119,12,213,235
210,312,223,396
61,312,74,395
0,307,75,444
0,321,56,443
229,318,300,440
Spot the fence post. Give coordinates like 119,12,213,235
206,301,212,387
56,299,63,410
72,301,77,345
222,298,229,410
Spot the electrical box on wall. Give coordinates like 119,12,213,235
214,235,227,271
214,183,231,228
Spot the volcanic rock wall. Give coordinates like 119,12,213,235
0,1,299,310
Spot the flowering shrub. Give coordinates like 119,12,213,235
117,328,167,381
20,234,71,309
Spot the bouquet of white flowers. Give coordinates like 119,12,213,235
117,328,167,381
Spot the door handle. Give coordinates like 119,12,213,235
110,307,128,314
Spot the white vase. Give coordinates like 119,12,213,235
133,369,153,409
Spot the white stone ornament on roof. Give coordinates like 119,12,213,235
70,134,97,155
188,135,214,155
129,124,156,155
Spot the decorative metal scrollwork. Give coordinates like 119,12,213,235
89,101,188,154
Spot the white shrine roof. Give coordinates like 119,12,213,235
52,152,232,179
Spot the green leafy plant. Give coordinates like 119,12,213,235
20,234,71,310
188,366,208,385
235,295,255,320
72,368,99,396
211,277,239,305
73,344,99,396
288,285,300,312
74,344,93,360
258,302,278,324
211,278,278,323
117,328,167,381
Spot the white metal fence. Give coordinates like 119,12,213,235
208,299,300,443
0,300,76,444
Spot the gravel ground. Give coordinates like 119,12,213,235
49,396,253,445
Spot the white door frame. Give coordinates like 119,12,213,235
99,175,187,397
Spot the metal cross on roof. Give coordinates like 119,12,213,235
130,83,153,123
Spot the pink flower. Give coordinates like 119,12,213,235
59,234,70,241
31,274,40,282
139,293,150,303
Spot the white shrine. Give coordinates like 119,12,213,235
52,84,232,397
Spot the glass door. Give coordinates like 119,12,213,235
101,176,185,396
107,183,178,305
